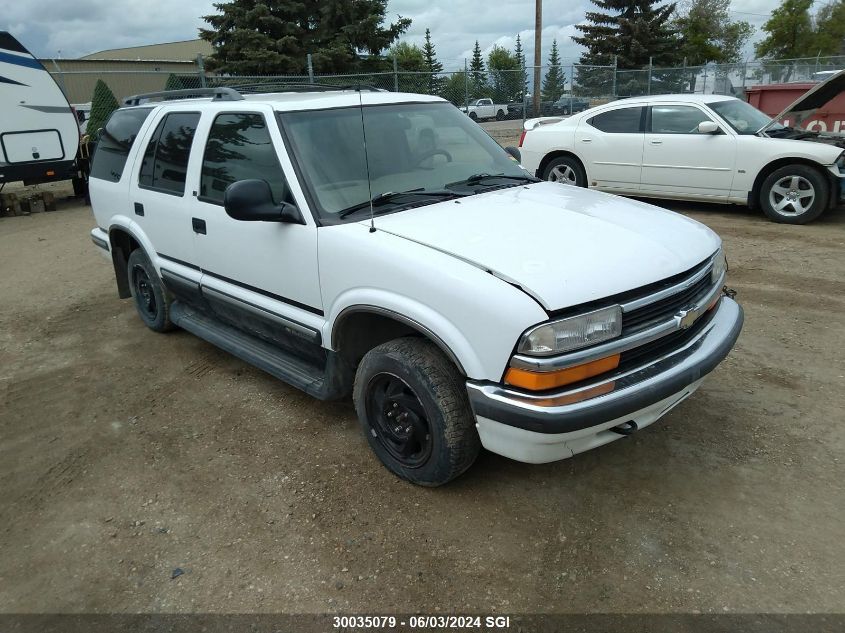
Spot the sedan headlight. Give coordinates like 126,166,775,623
518,305,622,356
711,248,727,284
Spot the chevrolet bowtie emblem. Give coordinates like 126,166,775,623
677,307,701,330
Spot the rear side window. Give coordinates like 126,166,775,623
587,107,643,133
199,113,289,205
138,112,200,195
89,108,153,182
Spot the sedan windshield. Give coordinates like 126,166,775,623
280,102,529,219
708,99,784,135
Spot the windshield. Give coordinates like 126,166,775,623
708,99,784,135
280,102,529,219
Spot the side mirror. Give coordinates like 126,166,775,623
224,179,304,224
504,146,521,162
698,121,720,134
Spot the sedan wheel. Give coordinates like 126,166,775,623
542,156,586,187
759,164,828,224
768,175,815,217
549,164,578,185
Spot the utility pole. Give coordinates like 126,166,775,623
533,0,542,115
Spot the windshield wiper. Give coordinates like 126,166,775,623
337,189,465,219
449,173,540,188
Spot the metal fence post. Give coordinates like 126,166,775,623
307,54,314,83
701,66,707,94
196,54,207,88
647,56,652,95
393,57,399,92
464,59,469,112
612,56,617,99
569,64,574,95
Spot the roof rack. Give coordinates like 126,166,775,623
122,87,244,106
230,82,382,94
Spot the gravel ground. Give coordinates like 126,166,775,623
1,183,844,615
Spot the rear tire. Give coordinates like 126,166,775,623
759,164,828,224
496,109,505,121
542,155,587,187
353,338,480,487
127,249,175,332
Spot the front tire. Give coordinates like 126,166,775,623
127,249,175,332
542,155,587,187
469,112,478,121
353,338,480,487
759,165,828,224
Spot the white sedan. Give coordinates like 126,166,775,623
518,93,845,224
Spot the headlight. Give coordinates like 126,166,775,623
518,305,622,356
711,248,727,284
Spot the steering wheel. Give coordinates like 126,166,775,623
414,149,452,167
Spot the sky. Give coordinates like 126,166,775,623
0,0,787,68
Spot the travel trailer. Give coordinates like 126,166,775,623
0,32,81,187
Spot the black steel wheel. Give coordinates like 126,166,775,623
353,338,480,486
126,249,175,332
365,373,433,468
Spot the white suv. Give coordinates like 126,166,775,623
88,86,743,486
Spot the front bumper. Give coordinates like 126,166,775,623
466,296,743,463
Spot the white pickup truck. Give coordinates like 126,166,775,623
88,86,743,486
460,98,508,121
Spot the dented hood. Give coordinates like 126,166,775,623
372,182,721,312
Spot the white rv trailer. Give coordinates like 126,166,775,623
0,32,80,187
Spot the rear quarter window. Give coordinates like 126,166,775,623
587,107,644,133
89,108,153,183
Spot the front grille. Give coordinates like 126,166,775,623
618,307,714,372
622,263,714,333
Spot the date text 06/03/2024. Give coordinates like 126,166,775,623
332,615,512,629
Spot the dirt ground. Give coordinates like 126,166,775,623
1,180,844,616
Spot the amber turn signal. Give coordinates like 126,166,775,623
505,354,621,391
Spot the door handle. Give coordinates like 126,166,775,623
192,218,207,235
134,202,144,216
580,138,592,143
649,139,663,145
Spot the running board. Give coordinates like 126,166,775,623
170,301,349,399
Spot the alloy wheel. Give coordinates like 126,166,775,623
769,175,815,216
549,164,578,185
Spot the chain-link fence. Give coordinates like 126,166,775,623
50,54,845,122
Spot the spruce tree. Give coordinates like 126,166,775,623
514,33,528,99
572,1,680,96
86,80,119,136
573,0,679,68
200,0,411,74
468,40,489,99
422,28,445,95
542,39,566,102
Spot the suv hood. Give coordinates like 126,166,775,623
761,69,845,137
372,182,720,312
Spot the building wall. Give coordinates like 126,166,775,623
40,58,201,104
81,39,213,62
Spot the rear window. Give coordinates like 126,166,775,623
89,108,153,183
587,107,643,133
138,112,200,196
